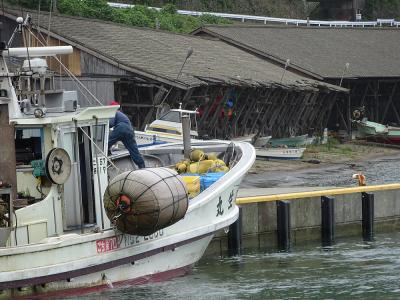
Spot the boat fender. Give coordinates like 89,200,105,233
116,194,132,214
104,167,189,236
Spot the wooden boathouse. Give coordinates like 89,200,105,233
193,25,400,135
1,8,346,139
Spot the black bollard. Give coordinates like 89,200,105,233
321,196,335,246
277,200,291,251
362,192,374,241
228,207,242,256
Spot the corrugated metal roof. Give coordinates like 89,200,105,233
195,25,400,79
4,8,345,92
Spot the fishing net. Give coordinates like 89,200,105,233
104,167,188,236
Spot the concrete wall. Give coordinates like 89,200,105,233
206,189,400,257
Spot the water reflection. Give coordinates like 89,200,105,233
63,232,400,300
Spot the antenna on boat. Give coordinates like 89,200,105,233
6,16,24,48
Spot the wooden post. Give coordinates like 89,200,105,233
362,192,374,241
228,207,242,256
182,115,191,159
0,103,17,199
277,200,291,251
321,196,335,246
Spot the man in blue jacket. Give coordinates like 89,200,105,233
108,101,145,169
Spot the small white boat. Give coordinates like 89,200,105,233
135,107,200,147
0,20,256,298
256,147,306,160
253,135,272,147
269,134,309,147
231,134,256,143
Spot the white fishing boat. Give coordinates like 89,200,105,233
255,147,306,160
135,107,200,147
0,18,255,299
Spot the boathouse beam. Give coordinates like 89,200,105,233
239,88,260,136
381,82,398,123
268,90,290,137
231,87,252,135
222,88,245,138
276,92,296,137
244,89,267,136
197,86,220,129
292,92,313,130
250,89,274,134
255,89,280,137
301,92,319,134
310,92,329,132
208,87,231,138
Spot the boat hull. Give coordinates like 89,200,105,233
8,235,212,299
364,127,400,144
269,134,308,147
354,119,388,138
256,147,305,160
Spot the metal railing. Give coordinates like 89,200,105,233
108,2,400,28
236,183,400,205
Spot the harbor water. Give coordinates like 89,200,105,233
65,232,400,300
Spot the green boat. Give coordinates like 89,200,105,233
269,134,309,147
353,118,388,138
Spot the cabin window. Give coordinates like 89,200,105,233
15,128,43,165
147,126,181,135
159,111,181,123
92,124,105,154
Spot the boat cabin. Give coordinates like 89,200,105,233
145,108,199,138
0,46,118,247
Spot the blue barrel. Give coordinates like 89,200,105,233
200,172,226,191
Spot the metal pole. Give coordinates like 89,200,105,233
277,200,291,251
182,115,191,159
321,196,335,246
74,120,85,234
362,192,374,241
228,207,242,256
94,117,104,230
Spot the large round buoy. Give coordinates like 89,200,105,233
103,167,188,236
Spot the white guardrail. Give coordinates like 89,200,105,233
108,2,400,28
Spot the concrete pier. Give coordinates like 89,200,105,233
205,187,400,256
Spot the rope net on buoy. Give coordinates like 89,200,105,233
104,167,188,236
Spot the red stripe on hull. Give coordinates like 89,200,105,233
17,264,193,299
368,136,400,144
